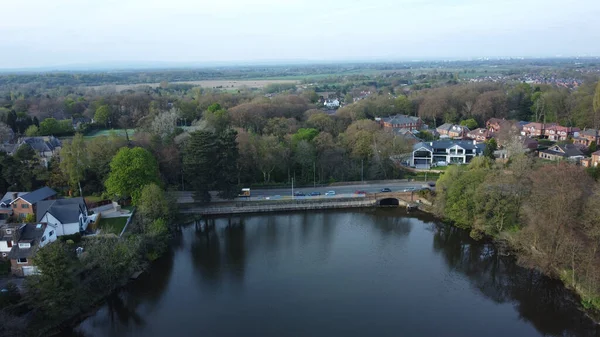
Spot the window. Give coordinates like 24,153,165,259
49,230,54,236
17,258,27,264
18,242,31,249
41,236,46,242
21,204,29,209
5,229,11,235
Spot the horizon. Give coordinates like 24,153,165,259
2,0,600,70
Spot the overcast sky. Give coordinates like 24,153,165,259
1,0,599,69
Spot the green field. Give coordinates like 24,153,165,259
98,217,128,235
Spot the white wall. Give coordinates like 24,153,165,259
40,212,80,236
0,240,11,254
39,224,57,248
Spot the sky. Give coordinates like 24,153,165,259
1,0,599,69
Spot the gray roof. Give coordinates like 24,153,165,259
540,144,584,158
436,123,453,131
1,192,28,207
580,129,599,137
20,136,61,153
382,114,420,125
413,140,485,152
36,197,87,224
19,187,57,204
7,223,46,259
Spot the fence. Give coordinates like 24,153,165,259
181,199,377,215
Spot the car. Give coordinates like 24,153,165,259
436,161,448,167
427,181,436,188
294,191,305,197
355,190,367,195
380,188,392,193
402,187,416,192
266,195,281,200
325,191,336,196
310,191,321,196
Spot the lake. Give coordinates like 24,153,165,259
62,209,598,337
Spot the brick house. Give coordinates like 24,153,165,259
448,125,469,139
521,122,556,138
574,129,599,147
9,187,57,219
582,150,600,168
544,125,580,141
7,223,56,276
379,114,423,131
486,118,512,133
466,128,490,142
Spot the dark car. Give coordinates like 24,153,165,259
380,188,392,193
310,191,321,196
355,190,367,195
294,191,305,197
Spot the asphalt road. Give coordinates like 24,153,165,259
175,181,429,203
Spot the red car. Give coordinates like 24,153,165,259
355,190,367,195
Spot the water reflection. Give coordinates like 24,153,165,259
431,223,599,337
66,210,599,337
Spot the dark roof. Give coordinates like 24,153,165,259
19,187,57,204
381,114,420,125
0,192,27,208
20,136,61,153
36,198,87,223
541,144,584,158
7,223,46,259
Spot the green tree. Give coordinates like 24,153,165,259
105,147,161,204
483,138,498,160
59,133,88,195
394,95,413,115
216,129,240,199
137,183,172,227
38,118,60,135
460,118,478,130
183,131,218,203
25,125,39,136
27,241,82,319
94,105,112,127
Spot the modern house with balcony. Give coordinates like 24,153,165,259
411,140,486,168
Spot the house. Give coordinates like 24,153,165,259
72,117,92,130
486,118,510,133
0,223,21,259
521,122,556,138
378,114,423,131
466,128,490,142
17,136,62,166
448,125,469,139
538,144,585,162
574,129,599,147
411,140,486,168
392,128,420,143
0,192,28,224
582,150,600,168
324,99,340,109
36,197,95,236
544,125,580,141
7,223,56,276
436,123,454,136
9,187,57,219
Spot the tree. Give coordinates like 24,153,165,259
483,138,498,159
593,81,600,128
94,105,112,127
27,241,82,319
460,118,478,130
59,133,88,195
151,109,178,142
137,183,171,227
105,147,161,204
0,123,13,142
256,135,286,184
183,131,218,203
24,125,38,137
216,129,239,199
38,118,60,135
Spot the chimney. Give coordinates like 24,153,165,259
12,192,18,201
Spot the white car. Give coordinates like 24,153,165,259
325,191,336,196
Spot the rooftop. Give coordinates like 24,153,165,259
18,187,57,205
36,197,87,224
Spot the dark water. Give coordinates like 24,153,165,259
64,210,598,337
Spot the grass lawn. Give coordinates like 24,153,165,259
84,129,136,139
98,217,128,235
84,195,105,203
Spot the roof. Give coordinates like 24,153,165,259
541,144,584,158
413,140,485,152
6,223,46,259
381,114,421,125
17,187,57,205
580,129,599,137
591,150,600,156
20,136,61,153
0,191,28,207
436,123,453,131
36,197,87,224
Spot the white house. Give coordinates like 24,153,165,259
36,197,94,236
411,140,486,168
324,99,340,109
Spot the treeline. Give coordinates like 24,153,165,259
435,156,600,310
